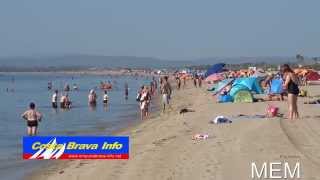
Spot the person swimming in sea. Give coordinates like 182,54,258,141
73,83,78,91
60,93,72,109
88,89,97,106
124,82,129,99
48,81,52,90
64,84,70,92
21,102,42,136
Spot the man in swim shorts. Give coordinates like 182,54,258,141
21,102,42,136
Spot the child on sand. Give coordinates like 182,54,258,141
21,102,42,136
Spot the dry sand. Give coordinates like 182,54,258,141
30,81,320,180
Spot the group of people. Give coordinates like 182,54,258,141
136,85,152,120
21,80,148,135
218,64,300,120
193,74,203,88
52,89,110,109
52,90,72,109
21,64,301,137
174,73,202,90
136,76,172,120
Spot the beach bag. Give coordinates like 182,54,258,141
266,104,279,117
299,90,307,97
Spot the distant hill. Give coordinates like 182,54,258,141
0,54,303,70
193,56,298,65
0,55,191,69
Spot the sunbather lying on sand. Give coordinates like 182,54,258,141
264,93,286,101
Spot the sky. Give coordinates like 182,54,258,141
0,0,319,60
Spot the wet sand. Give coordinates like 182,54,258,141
29,81,320,180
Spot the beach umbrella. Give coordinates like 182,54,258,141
205,63,225,77
306,71,320,81
205,73,224,83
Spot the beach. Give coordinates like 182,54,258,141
29,80,320,180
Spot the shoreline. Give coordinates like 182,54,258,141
26,82,162,180
28,81,320,180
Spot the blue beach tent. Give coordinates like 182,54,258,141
210,79,234,96
269,78,283,94
229,84,249,97
232,77,263,95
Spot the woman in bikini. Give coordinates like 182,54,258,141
21,102,42,136
282,64,300,120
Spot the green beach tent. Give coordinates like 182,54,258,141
233,90,254,103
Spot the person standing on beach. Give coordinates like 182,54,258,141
193,74,198,88
153,76,158,90
160,76,172,112
150,80,156,95
21,102,42,136
282,64,300,120
198,75,202,88
140,86,151,120
51,90,58,108
176,75,181,90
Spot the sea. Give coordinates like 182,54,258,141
0,73,158,180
